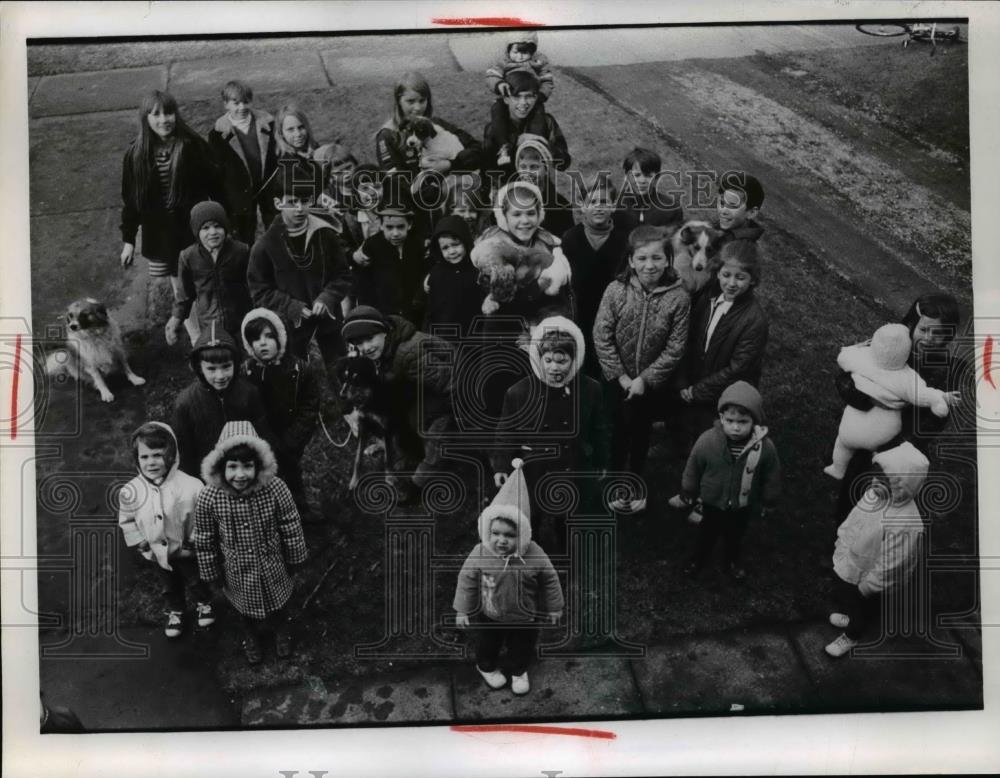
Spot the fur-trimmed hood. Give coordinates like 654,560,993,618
241,307,288,364
200,420,277,495
527,316,586,387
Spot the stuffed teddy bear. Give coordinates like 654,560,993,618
824,323,952,480
471,235,571,314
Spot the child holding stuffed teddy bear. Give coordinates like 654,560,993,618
824,322,959,480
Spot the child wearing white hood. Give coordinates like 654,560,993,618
118,421,213,638
454,459,564,695
826,441,930,657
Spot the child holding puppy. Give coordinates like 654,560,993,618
593,225,690,513
454,458,563,695
118,421,214,638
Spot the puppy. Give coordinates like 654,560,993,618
45,298,145,403
671,221,727,294
472,237,570,314
397,116,464,170
336,355,388,491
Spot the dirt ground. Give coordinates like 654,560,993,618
30,33,977,706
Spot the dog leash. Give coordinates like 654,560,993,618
317,410,352,448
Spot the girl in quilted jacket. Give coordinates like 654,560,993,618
195,421,307,664
593,225,691,514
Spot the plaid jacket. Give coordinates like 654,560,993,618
194,421,307,618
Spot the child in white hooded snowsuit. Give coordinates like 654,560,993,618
825,441,930,657
118,421,213,638
454,459,564,696
825,323,954,480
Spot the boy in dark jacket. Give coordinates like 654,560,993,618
491,317,609,553
247,166,353,383
241,308,321,521
171,322,273,478
341,306,455,503
207,80,278,245
715,171,765,246
424,214,484,341
351,194,427,325
613,147,684,235
168,200,253,347
672,380,781,581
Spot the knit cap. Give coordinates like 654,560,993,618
717,380,765,425
515,134,554,170
189,200,230,236
870,323,912,371
341,305,388,343
479,458,532,556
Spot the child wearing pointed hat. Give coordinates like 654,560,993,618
195,420,307,664
454,458,564,695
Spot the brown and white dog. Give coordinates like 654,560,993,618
397,116,464,170
671,220,727,294
45,298,145,402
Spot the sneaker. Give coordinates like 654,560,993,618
243,634,263,665
824,633,858,658
629,498,647,514
476,665,507,690
275,630,293,660
511,672,530,695
164,610,183,638
195,601,216,628
829,612,850,629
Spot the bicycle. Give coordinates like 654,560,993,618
856,21,964,55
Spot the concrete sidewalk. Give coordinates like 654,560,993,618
241,621,983,726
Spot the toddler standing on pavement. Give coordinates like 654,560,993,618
454,459,563,695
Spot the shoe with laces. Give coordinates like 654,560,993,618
829,612,850,629
511,672,530,695
164,610,183,638
195,601,216,628
477,665,507,689
825,633,858,658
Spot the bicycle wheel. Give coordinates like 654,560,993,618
856,23,909,37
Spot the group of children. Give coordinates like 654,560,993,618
112,31,954,686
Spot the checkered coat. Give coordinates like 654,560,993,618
194,421,307,618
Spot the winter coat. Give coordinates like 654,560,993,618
240,308,321,458
833,442,928,596
207,109,277,216
120,134,221,271
375,117,482,173
352,230,428,323
593,271,691,390
483,111,570,175
425,215,484,339
172,236,253,340
485,31,555,98
490,317,609,477
685,288,769,404
374,315,454,429
194,421,307,619
453,490,563,623
117,422,204,570
172,324,273,478
247,214,352,329
561,223,629,343
680,381,781,513
716,218,764,246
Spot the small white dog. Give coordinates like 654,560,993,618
46,298,145,402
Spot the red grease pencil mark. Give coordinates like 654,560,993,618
451,724,616,739
10,334,22,439
985,336,996,389
432,17,543,27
